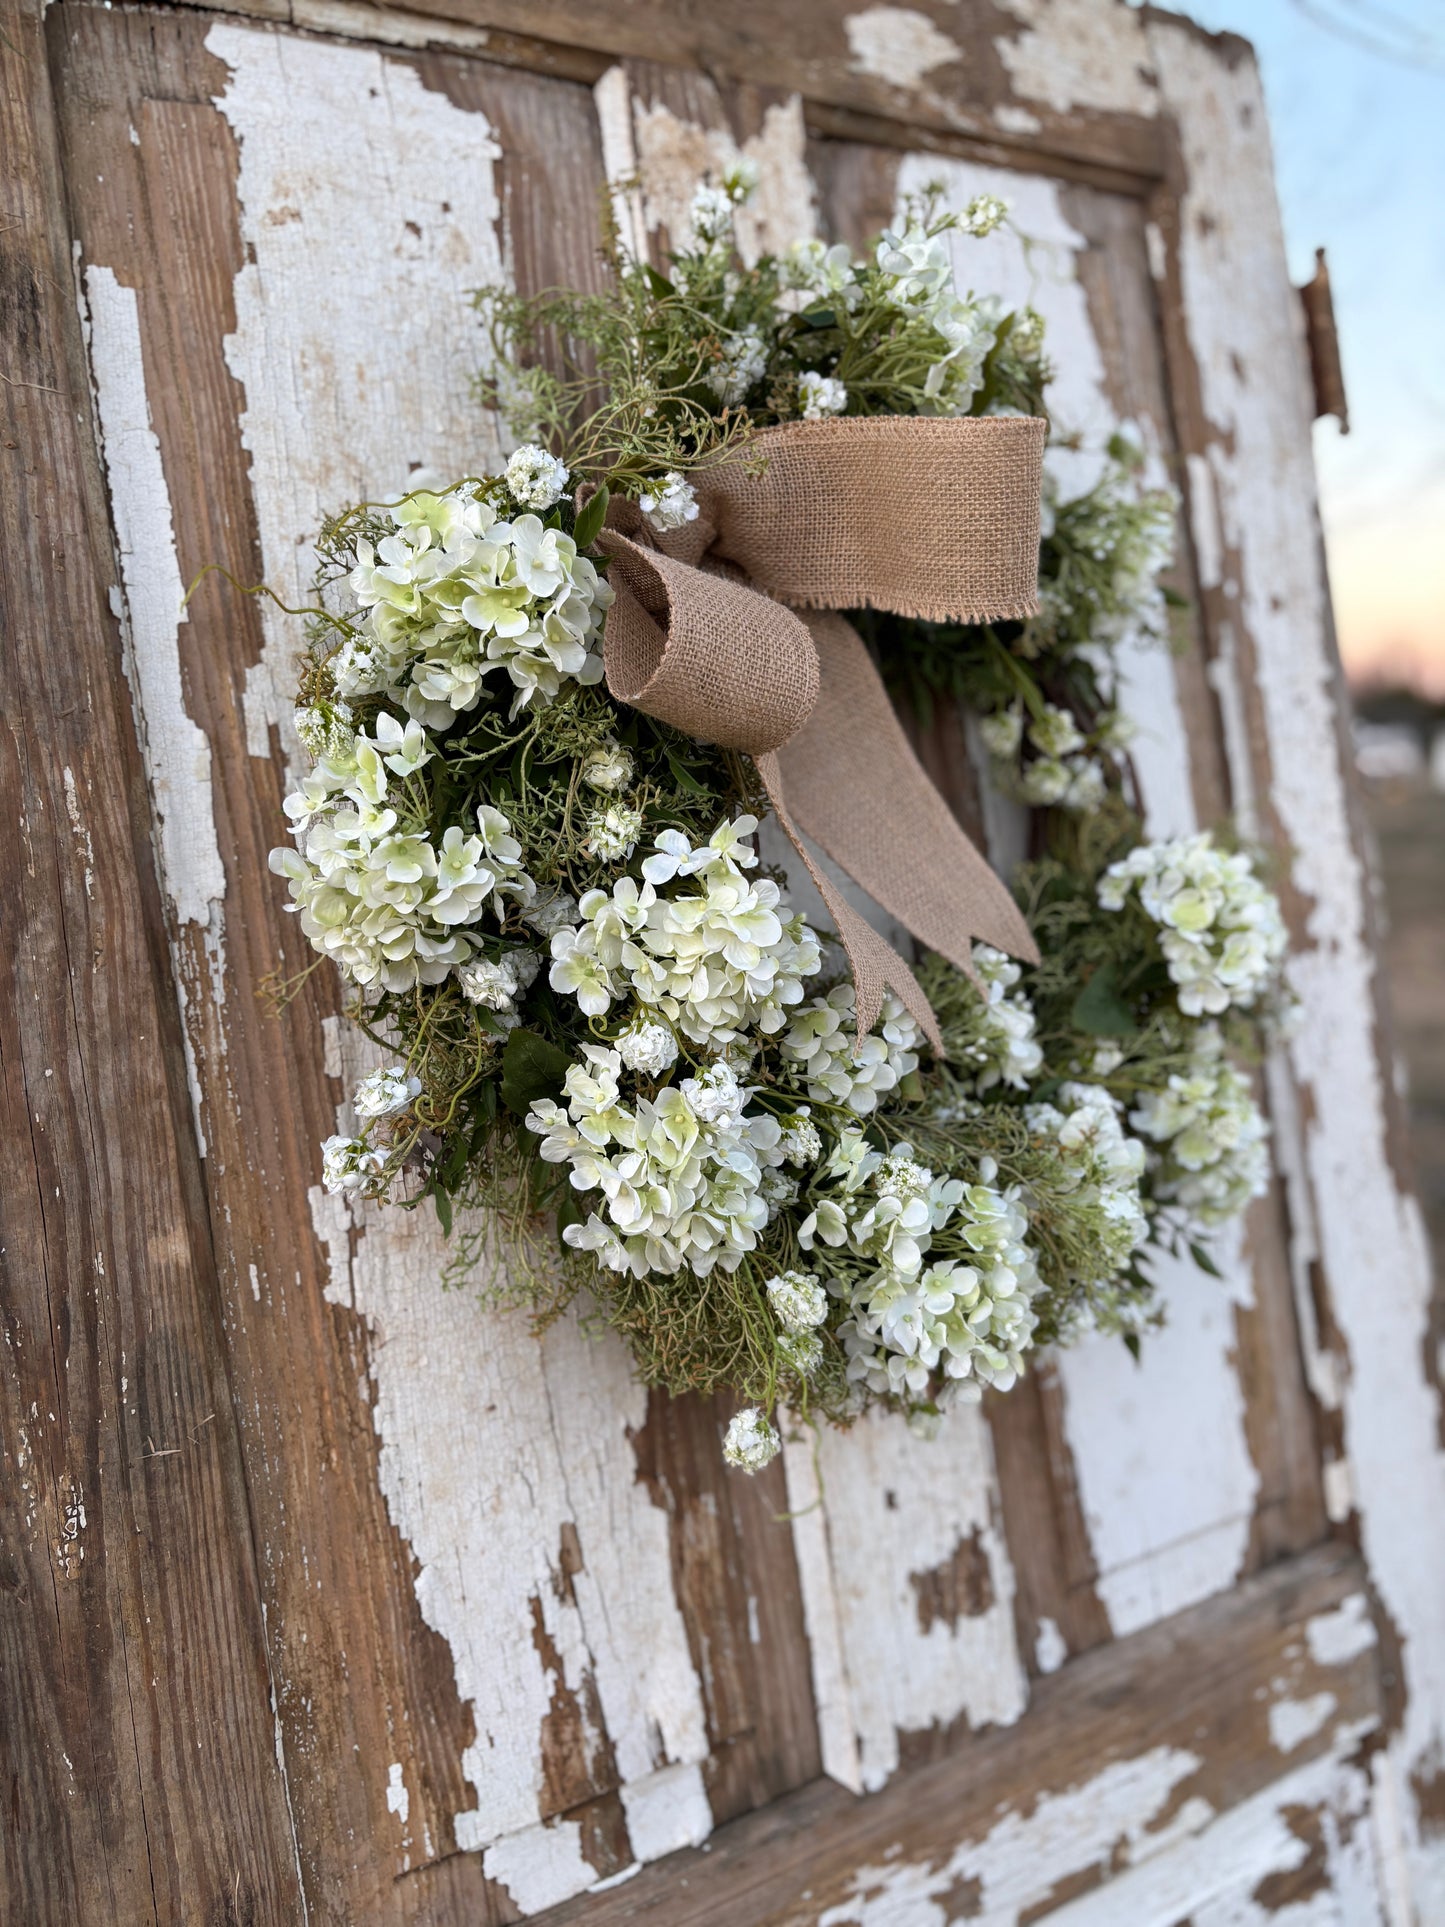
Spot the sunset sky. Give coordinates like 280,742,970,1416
1150,0,1445,694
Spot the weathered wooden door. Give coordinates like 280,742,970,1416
7,0,1444,1919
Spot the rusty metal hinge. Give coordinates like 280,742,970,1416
1299,246,1349,433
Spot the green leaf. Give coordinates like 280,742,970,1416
664,745,710,794
573,483,610,551
801,308,837,330
431,1184,454,1238
500,1026,573,1117
1071,963,1139,1037
644,265,674,298
1188,1239,1223,1279
1123,1330,1142,1362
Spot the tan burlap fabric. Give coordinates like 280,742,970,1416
593,416,1045,1048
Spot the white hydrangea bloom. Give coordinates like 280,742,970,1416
778,1109,822,1166
1028,704,1085,758
321,1133,389,1197
1099,833,1288,1016
550,818,821,1047
353,1065,421,1120
616,1021,678,1076
837,1170,1039,1402
689,183,735,246
458,947,540,1012
582,803,644,862
581,739,634,793
1130,1027,1270,1228
504,443,570,511
781,984,921,1115
524,890,578,938
639,471,700,533
723,1407,780,1472
949,944,1043,1093
797,371,847,420
1026,1082,1149,1282
708,325,767,405
777,1329,822,1376
960,192,1008,236
766,1270,828,1331
524,1043,789,1279
978,704,1023,759
270,755,536,993
336,487,612,726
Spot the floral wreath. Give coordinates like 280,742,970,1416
269,169,1290,1473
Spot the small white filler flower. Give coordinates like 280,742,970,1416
723,1407,781,1472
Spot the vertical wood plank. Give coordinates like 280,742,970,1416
1,2,304,1919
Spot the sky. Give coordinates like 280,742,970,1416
1143,0,1445,695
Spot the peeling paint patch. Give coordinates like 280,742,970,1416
994,0,1159,118
844,7,963,91
618,1761,712,1861
481,1818,595,1915
81,264,227,928
1305,1593,1376,1669
385,1761,409,1824
1035,1615,1067,1675
1270,1692,1337,1756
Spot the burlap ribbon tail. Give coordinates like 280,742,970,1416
594,416,1047,1051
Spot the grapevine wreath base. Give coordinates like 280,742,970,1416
266,171,1290,1471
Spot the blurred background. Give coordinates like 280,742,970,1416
1147,0,1445,1275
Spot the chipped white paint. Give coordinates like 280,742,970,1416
1048,1754,1383,1925
1270,1690,1337,1755
1305,1593,1376,1669
994,0,1160,119
385,1761,409,1825
818,1745,1203,1925
844,7,962,92
901,154,1256,1636
1144,18,1445,1912
210,22,506,766
618,1761,712,1860
204,29,710,1906
787,1405,1025,1795
596,71,816,268
61,768,95,899
482,1818,596,1916
81,265,227,928
309,1038,707,1897
1034,1615,1067,1675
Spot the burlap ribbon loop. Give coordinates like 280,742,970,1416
592,415,1047,1050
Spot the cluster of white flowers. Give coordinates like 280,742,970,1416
504,443,570,512
951,944,1044,1092
321,1132,389,1197
526,1047,792,1279
458,947,539,1015
798,370,848,419
270,711,535,992
723,1405,780,1472
781,984,922,1114
689,159,760,249
872,221,1003,415
780,239,863,312
1130,1027,1270,1228
335,484,613,724
1026,1082,1149,1285
708,324,768,405
978,702,1108,813
639,470,700,534
801,1133,1038,1402
353,1064,422,1119
582,740,634,792
1099,834,1288,1016
547,817,821,1047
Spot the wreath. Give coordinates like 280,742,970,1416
268,171,1290,1472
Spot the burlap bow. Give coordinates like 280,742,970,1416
594,415,1047,1051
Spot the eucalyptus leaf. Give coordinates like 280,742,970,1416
1188,1240,1223,1279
